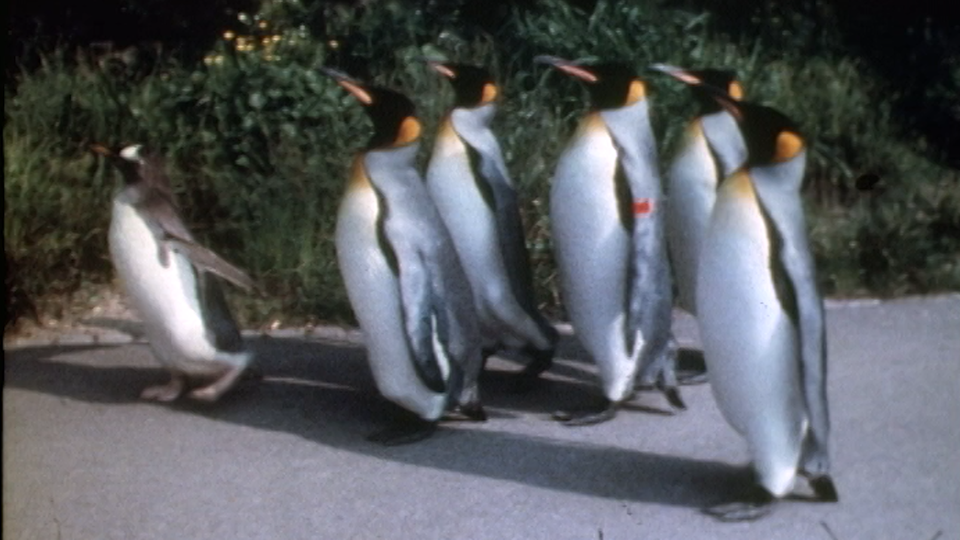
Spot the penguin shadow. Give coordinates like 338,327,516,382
4,342,168,404
3,336,743,509
79,316,147,340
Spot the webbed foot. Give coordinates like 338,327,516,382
552,401,619,426
455,402,488,422
676,349,708,385
190,364,247,402
501,347,554,393
140,374,185,402
807,474,839,502
659,382,687,410
637,338,687,409
676,370,709,386
704,485,776,522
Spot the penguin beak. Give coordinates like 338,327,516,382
319,66,374,105
90,144,115,157
416,57,456,79
683,78,744,120
426,61,456,79
648,63,702,86
534,55,598,83
701,84,744,121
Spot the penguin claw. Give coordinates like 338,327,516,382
676,370,709,386
704,485,776,522
520,348,554,378
661,385,687,410
140,376,185,402
703,501,775,522
808,475,839,502
552,404,618,426
188,365,247,403
453,403,488,422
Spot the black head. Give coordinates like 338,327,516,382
715,98,804,167
91,143,164,186
321,67,421,149
536,56,647,110
649,64,743,114
427,62,498,109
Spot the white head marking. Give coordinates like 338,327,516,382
119,144,145,163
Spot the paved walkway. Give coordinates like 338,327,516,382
4,295,959,540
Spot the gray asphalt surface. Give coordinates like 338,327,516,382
4,294,959,540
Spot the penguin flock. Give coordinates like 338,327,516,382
94,55,837,521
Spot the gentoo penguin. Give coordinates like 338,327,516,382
423,60,558,384
93,143,258,403
536,56,684,425
696,94,838,521
649,64,747,317
323,67,486,445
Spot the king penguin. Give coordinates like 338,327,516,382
649,64,747,318
423,60,559,385
695,94,839,521
323,67,486,445
93,143,258,403
536,56,684,425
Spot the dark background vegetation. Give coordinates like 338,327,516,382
5,0,959,331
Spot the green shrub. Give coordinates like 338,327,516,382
5,0,958,331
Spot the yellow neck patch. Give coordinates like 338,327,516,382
348,156,371,191
626,79,646,105
726,170,755,198
728,81,744,100
395,116,422,146
775,131,804,161
481,83,498,104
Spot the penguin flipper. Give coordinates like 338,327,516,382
452,113,543,319
624,201,684,409
134,192,259,294
762,190,832,476
195,270,246,353
478,153,537,305
166,238,259,294
395,254,448,394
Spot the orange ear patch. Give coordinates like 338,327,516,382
775,131,804,161
728,81,744,100
626,80,646,105
395,116,422,146
481,83,498,104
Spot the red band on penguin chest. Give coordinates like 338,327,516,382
633,198,654,215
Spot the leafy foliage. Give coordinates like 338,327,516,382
5,0,958,330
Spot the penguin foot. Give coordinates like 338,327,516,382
703,485,776,522
807,474,839,502
241,363,264,382
367,415,438,446
661,384,687,410
140,375,185,402
676,349,708,385
456,402,488,422
676,370,709,386
552,403,618,426
520,347,554,378
506,347,554,393
189,365,247,403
